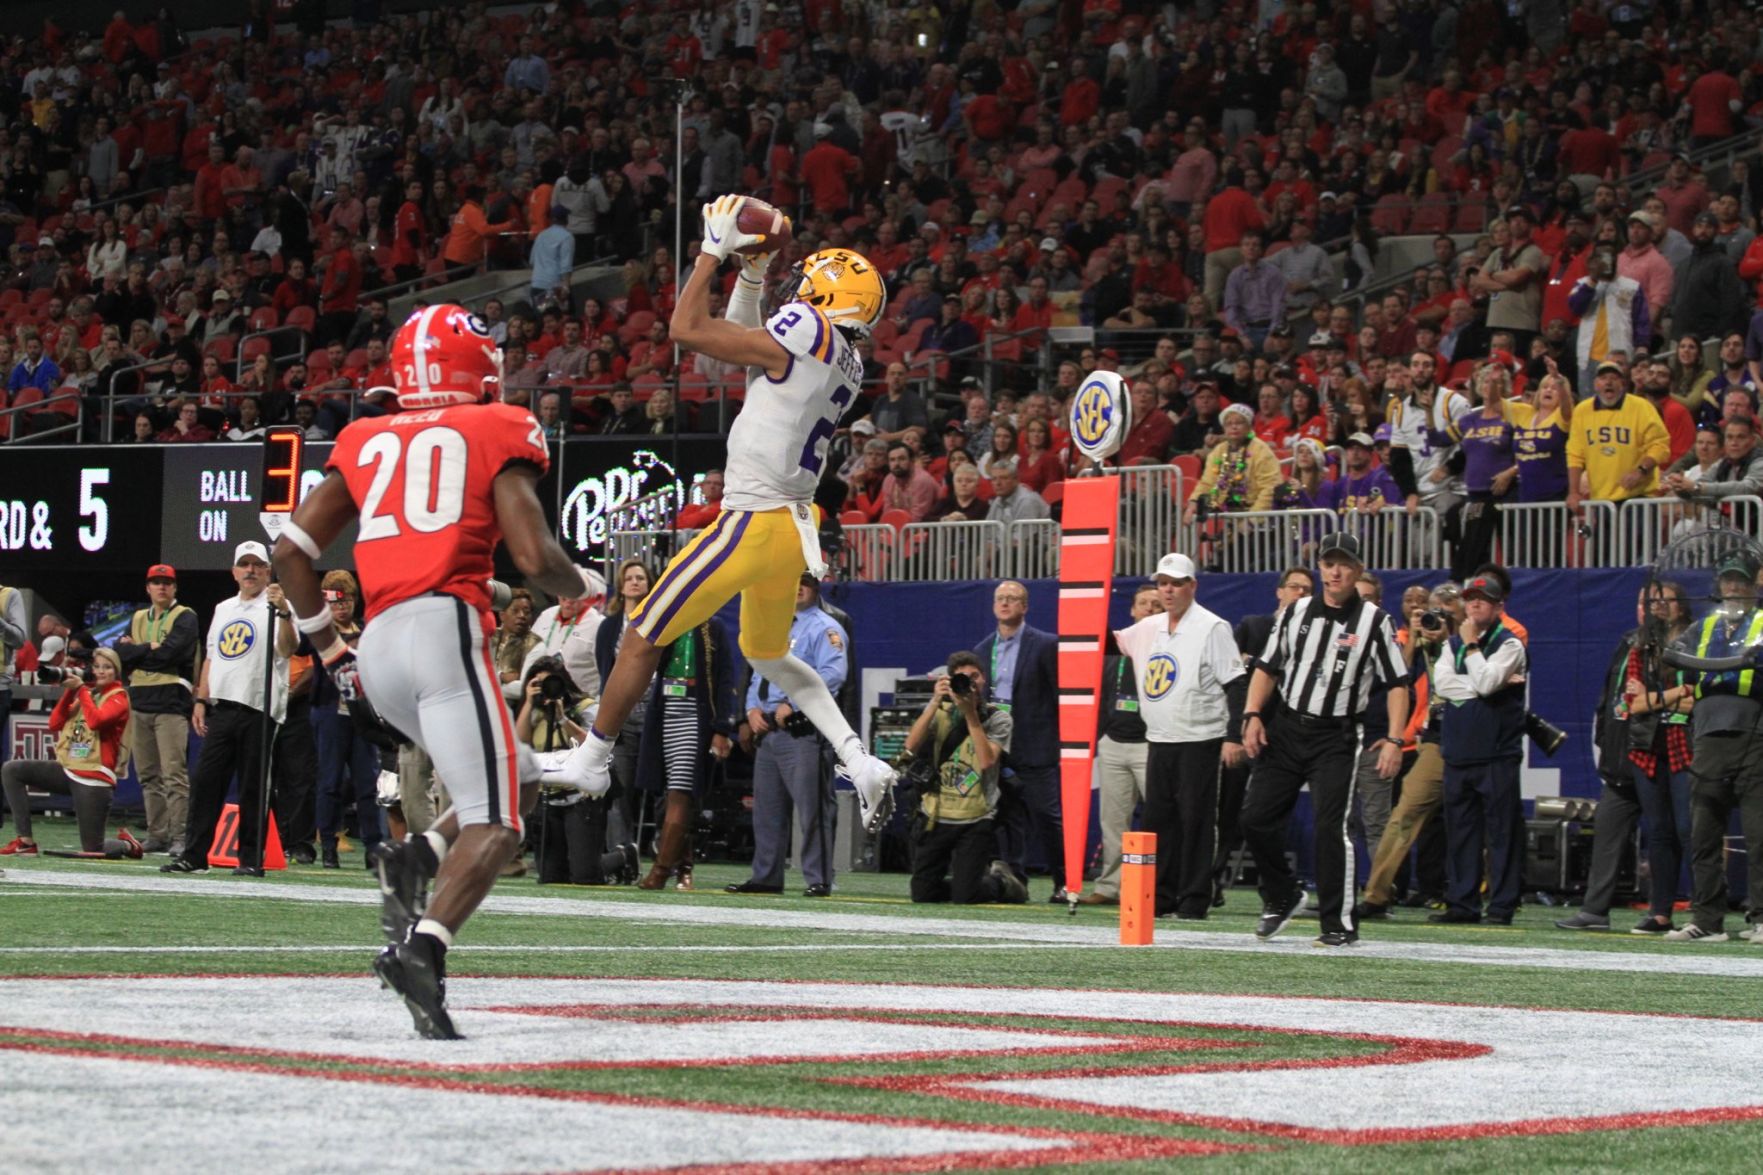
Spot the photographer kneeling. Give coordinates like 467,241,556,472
905,652,1023,904
1,648,142,858
516,656,635,885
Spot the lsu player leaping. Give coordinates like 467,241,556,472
580,195,897,829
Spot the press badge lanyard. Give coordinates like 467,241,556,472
1455,621,1504,674
1114,655,1138,712
991,637,1013,711
541,611,580,654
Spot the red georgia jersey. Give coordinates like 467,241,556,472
327,401,549,621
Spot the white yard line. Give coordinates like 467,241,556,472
10,866,1763,979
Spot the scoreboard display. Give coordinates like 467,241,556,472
0,435,726,576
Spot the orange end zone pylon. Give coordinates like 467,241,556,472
1056,476,1120,912
1120,831,1156,945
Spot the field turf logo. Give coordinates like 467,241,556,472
7,977,1763,1169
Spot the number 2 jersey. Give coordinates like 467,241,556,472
723,301,864,512
327,402,549,622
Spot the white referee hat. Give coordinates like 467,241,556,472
1154,553,1197,581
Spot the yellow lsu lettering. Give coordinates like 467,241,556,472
217,620,256,659
1143,654,1179,699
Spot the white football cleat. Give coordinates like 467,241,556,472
838,752,897,834
536,742,612,799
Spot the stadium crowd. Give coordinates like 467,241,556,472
0,0,1761,555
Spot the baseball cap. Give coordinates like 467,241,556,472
146,563,177,581
1345,431,1375,448
1462,574,1505,602
1504,204,1533,222
1319,190,1338,201
1694,210,1719,227
1269,323,1292,338
1307,330,1334,348
942,418,966,433
1373,423,1393,444
233,540,270,565
851,418,877,435
36,236,53,248
212,289,232,302
1316,532,1363,565
1627,209,1656,227
1595,360,1627,377
1039,237,1059,251
1155,553,1197,581
40,635,66,661
1717,552,1761,580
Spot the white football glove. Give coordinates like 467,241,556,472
700,194,765,262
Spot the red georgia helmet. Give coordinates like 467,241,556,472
385,303,503,409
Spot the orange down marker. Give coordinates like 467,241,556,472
1119,831,1156,945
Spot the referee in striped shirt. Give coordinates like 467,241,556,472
1239,533,1410,947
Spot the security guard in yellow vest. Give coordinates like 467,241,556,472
1666,553,1763,942
114,564,201,855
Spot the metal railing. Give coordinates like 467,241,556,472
1497,500,1620,569
1114,464,1185,575
896,520,1007,582
1008,518,1061,579
1338,505,1445,571
0,389,82,444
836,523,898,583
1179,508,1338,575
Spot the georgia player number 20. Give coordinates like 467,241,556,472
355,426,471,539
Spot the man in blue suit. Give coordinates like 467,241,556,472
974,580,1063,900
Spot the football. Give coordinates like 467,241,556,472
732,196,793,256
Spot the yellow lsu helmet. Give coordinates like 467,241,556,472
792,248,885,335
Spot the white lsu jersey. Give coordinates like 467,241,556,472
723,301,864,512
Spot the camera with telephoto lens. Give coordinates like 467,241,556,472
1419,608,1450,634
948,671,973,696
529,654,572,704
1525,711,1568,757
40,649,94,685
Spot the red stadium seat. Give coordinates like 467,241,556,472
1453,200,1487,233
1410,192,1453,235
248,306,278,331
204,335,237,364
1370,195,1409,235
284,306,317,333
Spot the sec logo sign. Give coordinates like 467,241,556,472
216,619,256,660
1143,654,1179,698
1069,372,1133,463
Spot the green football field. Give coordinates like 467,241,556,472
6,817,1763,1173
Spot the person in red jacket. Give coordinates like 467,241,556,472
317,227,363,346
390,178,427,285
800,127,860,216
193,140,228,223
675,468,724,529
0,647,142,859
1202,169,1266,304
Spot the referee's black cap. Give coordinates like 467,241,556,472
1316,532,1363,566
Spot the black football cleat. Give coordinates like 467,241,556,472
371,839,434,945
1254,887,1307,940
374,942,460,1040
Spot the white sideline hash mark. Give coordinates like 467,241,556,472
11,868,1763,979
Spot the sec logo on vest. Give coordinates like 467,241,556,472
1143,654,1180,698
216,620,257,659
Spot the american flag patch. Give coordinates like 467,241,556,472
1336,634,1359,648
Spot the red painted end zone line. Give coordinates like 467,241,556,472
0,1031,1246,1173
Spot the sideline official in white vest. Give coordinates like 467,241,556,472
161,541,296,876
1113,553,1248,920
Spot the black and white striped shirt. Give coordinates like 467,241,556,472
1255,594,1406,720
